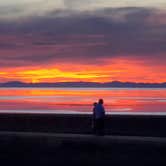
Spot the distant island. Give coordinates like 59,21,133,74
0,81,166,88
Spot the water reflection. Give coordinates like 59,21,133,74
0,88,166,113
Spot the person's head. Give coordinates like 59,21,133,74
93,102,97,106
98,99,104,104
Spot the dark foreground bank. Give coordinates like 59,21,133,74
0,132,166,166
0,113,166,166
0,113,166,137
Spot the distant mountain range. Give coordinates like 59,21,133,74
0,81,166,88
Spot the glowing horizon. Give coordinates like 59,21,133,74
0,1,166,83
0,56,166,83
0,58,166,83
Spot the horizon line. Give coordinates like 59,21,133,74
0,81,166,84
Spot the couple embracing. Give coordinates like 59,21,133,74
92,99,106,136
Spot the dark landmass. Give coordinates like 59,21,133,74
0,113,166,166
0,132,166,166
0,113,166,137
0,81,166,88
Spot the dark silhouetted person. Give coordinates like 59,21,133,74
93,99,105,136
92,102,97,134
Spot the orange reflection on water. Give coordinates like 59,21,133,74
0,88,166,113
0,88,166,97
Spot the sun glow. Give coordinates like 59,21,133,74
0,58,166,83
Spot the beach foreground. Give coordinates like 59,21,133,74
0,113,166,137
0,113,166,165
0,132,166,166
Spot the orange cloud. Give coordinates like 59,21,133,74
0,57,165,83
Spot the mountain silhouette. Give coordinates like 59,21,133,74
0,81,166,88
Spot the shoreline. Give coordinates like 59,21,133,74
1,110,166,116
0,113,166,137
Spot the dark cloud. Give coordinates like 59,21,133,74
0,7,166,67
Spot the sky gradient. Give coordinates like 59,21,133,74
0,0,166,83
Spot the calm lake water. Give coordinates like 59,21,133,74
0,88,166,114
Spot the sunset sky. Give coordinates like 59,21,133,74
0,0,166,83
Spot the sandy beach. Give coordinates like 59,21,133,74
0,113,166,165
0,113,166,137
0,131,165,166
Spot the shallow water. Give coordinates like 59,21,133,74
0,87,166,114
